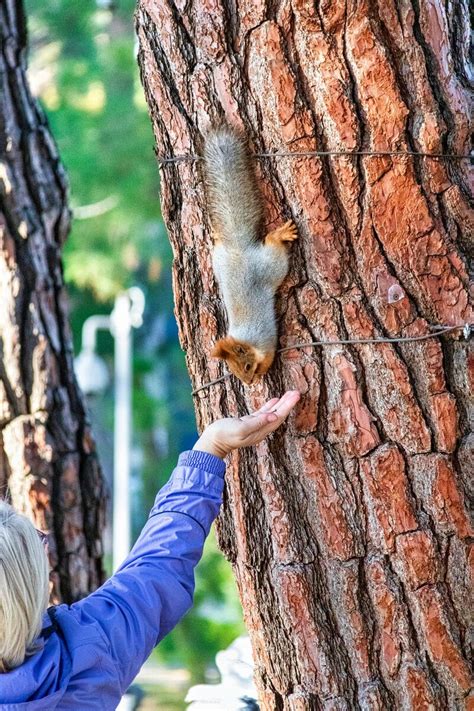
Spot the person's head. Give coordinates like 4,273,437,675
0,501,49,672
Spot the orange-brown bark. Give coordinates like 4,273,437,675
0,0,106,600
136,0,472,708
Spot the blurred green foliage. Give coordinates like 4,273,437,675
25,0,244,684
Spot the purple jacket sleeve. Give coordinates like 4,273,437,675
71,450,225,692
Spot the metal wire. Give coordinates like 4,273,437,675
192,373,232,396
157,149,473,165
277,324,461,353
191,324,471,396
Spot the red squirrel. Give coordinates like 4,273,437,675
203,127,297,385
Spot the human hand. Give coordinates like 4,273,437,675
193,391,301,459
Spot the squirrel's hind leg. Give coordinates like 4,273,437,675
264,220,298,246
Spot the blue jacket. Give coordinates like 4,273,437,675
0,450,225,710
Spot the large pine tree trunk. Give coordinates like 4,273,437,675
136,1,472,708
0,0,105,601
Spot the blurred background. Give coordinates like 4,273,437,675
25,0,245,707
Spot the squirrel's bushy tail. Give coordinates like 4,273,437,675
203,126,262,248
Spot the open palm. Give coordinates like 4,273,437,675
193,391,301,459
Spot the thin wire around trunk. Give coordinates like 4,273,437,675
191,324,471,396
158,150,473,165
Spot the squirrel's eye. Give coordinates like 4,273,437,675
244,363,251,372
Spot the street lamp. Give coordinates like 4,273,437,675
75,287,145,572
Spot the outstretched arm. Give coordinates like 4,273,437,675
71,391,300,692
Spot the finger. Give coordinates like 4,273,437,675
255,397,280,414
240,398,279,422
240,392,300,437
268,390,300,415
252,391,299,416
264,390,301,422
239,411,279,435
243,392,299,424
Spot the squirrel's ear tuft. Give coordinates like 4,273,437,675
212,338,232,359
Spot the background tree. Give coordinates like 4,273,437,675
0,0,106,600
136,0,473,709
18,0,244,679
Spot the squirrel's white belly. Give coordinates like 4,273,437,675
212,244,281,350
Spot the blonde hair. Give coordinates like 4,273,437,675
0,501,50,672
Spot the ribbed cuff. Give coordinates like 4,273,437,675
178,450,226,478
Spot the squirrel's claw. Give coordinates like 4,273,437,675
281,220,298,241
265,220,298,246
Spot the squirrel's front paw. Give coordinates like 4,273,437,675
281,220,298,241
265,220,298,245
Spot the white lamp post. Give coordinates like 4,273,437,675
75,287,145,572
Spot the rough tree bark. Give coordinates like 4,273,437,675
0,0,105,601
136,1,473,708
